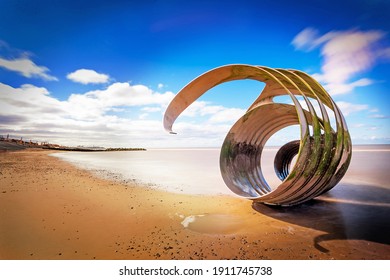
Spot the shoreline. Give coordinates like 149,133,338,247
0,149,389,260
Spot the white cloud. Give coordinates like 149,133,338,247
0,57,58,81
179,100,246,124
75,82,175,107
335,101,369,116
321,31,383,85
291,27,319,50
138,113,149,120
158,83,164,89
208,108,246,123
181,101,224,117
369,114,389,119
67,69,110,84
141,107,162,113
59,82,176,123
292,28,389,95
291,27,338,51
0,83,62,116
323,78,374,95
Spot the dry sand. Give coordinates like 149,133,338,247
0,149,389,260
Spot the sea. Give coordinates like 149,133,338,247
51,145,390,196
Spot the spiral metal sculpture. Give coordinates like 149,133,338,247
164,64,352,206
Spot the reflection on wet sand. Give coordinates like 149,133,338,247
181,214,245,235
253,183,390,254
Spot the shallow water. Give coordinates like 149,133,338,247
51,145,390,196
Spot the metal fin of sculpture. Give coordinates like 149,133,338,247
164,64,352,206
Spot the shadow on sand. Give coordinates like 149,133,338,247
252,183,390,253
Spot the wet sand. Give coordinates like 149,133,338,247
0,149,389,260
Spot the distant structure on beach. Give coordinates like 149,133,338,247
0,134,145,152
164,64,351,206
0,134,41,149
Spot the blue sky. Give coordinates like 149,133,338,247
0,0,389,147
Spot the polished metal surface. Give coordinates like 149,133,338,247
164,64,352,206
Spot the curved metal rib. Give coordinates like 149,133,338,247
163,64,352,206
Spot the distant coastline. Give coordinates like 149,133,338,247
42,146,146,152
0,136,146,152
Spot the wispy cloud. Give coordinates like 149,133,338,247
0,57,58,81
335,101,369,116
141,107,162,113
68,82,175,110
292,28,390,95
369,114,390,119
67,69,110,84
208,108,246,123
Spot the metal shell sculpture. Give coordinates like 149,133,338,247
164,65,352,206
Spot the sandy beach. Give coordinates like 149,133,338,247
0,149,389,260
